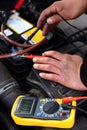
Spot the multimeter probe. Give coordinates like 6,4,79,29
21,54,46,59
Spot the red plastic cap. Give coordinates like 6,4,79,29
14,0,25,10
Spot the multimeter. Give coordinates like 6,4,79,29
11,95,76,129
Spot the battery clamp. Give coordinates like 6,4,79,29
11,95,76,129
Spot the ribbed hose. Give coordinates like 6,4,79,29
0,61,22,110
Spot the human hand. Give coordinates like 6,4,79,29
33,51,87,91
37,0,87,35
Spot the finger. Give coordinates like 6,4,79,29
37,3,63,28
42,14,62,35
39,72,64,85
46,14,62,25
42,51,65,61
33,63,61,75
39,72,86,90
33,56,61,69
42,23,56,36
37,8,51,28
42,24,53,36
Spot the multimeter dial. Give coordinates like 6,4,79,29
43,101,59,114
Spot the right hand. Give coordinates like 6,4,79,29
33,50,87,91
37,0,87,35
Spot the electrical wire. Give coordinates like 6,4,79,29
56,12,85,56
57,12,81,31
62,96,87,104
26,28,40,42
62,96,87,114
0,11,47,59
62,103,87,114
0,11,85,59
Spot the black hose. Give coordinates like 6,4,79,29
0,109,19,130
0,61,22,110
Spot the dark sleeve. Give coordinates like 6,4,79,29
80,52,87,86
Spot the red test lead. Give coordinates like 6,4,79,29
21,54,46,59
62,96,87,104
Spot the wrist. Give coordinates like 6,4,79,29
80,52,87,87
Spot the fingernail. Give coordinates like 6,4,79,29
33,58,38,62
47,18,53,24
33,64,37,68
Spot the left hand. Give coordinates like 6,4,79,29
33,51,87,91
37,0,87,36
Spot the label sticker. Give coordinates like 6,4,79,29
0,29,13,36
7,16,33,34
21,28,45,44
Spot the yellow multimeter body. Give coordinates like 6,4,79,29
6,15,45,44
11,95,76,129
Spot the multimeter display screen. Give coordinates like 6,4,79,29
19,99,33,113
15,98,35,116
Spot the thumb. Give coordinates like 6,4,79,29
47,14,62,24
46,3,63,24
